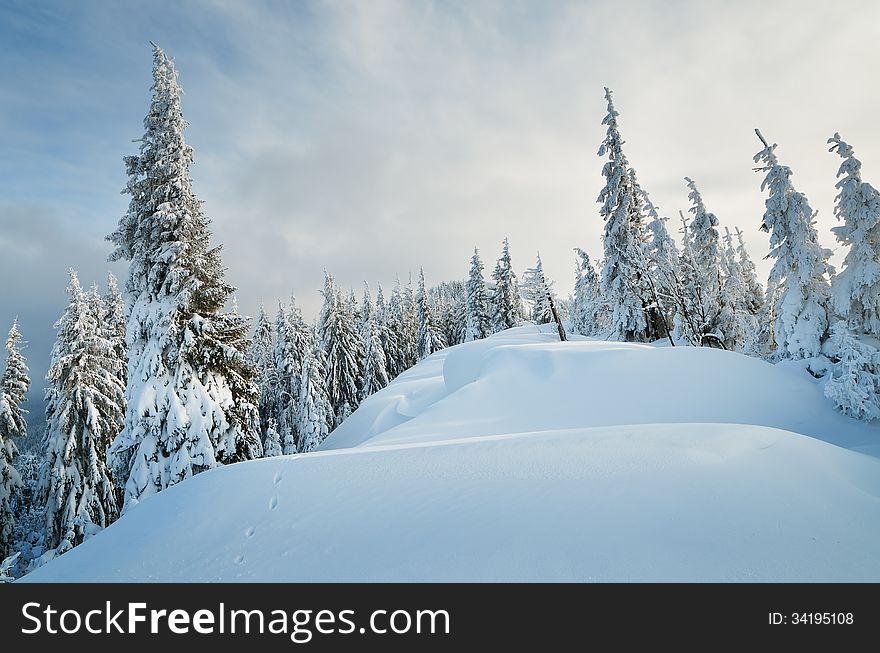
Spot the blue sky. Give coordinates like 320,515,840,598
3,0,880,414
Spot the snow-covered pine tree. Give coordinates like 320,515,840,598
719,227,758,352
628,175,672,342
0,425,19,562
416,268,446,359
828,133,880,337
597,88,648,342
571,248,603,336
297,336,333,453
320,283,363,425
401,275,420,369
0,319,29,443
0,319,28,561
249,305,279,440
465,249,492,341
491,238,523,333
734,227,765,317
385,283,410,379
754,131,833,360
42,272,123,552
375,284,402,382
522,254,555,324
103,273,127,390
360,284,389,400
262,418,283,458
824,321,880,421
641,190,680,338
685,177,724,347
106,45,261,508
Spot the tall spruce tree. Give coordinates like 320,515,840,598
754,131,832,360
734,227,765,316
297,336,333,453
103,273,127,390
416,268,446,359
320,284,363,425
360,284,389,400
106,45,261,508
42,272,123,552
491,238,522,333
465,248,492,341
375,284,402,382
828,133,880,337
250,305,278,438
0,319,28,561
571,249,603,336
685,177,724,347
597,88,648,341
522,254,555,325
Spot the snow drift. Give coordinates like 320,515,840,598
22,326,880,582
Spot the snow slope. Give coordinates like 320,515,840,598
22,326,880,582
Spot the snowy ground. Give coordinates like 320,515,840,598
22,326,880,582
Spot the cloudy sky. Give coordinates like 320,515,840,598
3,0,880,408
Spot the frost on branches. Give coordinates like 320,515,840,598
754,132,832,360
683,177,724,347
597,88,648,342
41,272,123,553
106,45,261,510
828,133,880,338
823,322,880,421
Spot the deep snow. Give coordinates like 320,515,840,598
22,326,880,582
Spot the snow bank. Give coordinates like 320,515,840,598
22,327,880,582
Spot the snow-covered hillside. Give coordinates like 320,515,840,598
22,327,880,582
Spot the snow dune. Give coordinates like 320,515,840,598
22,326,880,582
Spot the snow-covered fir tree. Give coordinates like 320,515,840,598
385,283,410,379
719,227,758,352
628,175,672,342
828,133,880,338
103,273,127,390
430,281,467,347
522,254,555,324
249,305,278,438
685,177,724,347
400,275,420,369
823,321,880,421
106,45,261,508
375,284,402,382
360,284,389,400
0,319,29,444
42,272,124,552
0,419,18,563
754,131,833,360
0,319,28,562
0,318,30,562
571,248,603,336
734,227,765,317
597,88,648,341
273,297,312,454
416,268,446,359
465,248,492,341
320,280,363,425
641,189,680,339
491,238,522,332
262,418,283,458
297,336,333,453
